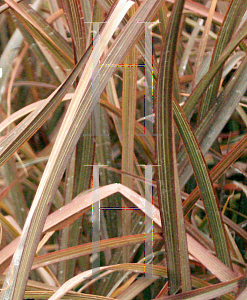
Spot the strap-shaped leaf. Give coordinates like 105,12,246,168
5,0,74,70
173,99,231,267
183,132,247,216
0,1,164,299
60,0,86,60
197,0,247,120
183,18,247,119
155,0,191,294
179,52,247,187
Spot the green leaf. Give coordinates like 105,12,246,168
173,99,231,267
155,0,191,294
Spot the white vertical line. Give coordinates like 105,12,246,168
92,165,100,277
145,165,153,278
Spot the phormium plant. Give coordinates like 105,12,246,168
0,0,246,299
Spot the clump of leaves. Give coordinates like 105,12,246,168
0,0,246,299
